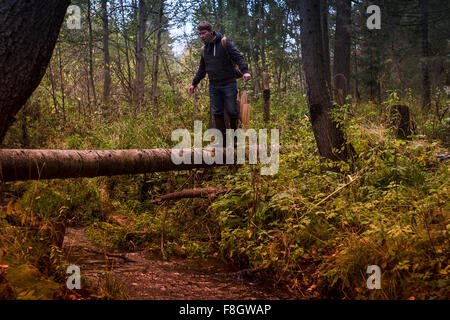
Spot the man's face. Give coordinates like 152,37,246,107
198,29,213,43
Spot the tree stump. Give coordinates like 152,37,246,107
239,92,250,129
390,105,412,139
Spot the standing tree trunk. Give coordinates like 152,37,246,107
419,0,431,111
152,0,165,109
135,0,147,110
216,0,224,33
120,0,133,102
161,54,175,92
259,0,267,74
47,65,60,119
353,43,361,103
263,72,270,122
102,0,112,113
0,0,71,145
244,0,261,94
57,44,67,123
299,0,350,161
87,0,98,108
333,0,351,106
320,0,332,89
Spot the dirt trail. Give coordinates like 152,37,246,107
63,227,299,300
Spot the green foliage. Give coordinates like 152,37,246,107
3,90,448,299
18,179,103,224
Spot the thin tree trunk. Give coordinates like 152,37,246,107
259,0,267,73
102,0,112,112
0,0,71,145
420,0,431,111
121,0,133,100
299,0,350,161
263,72,270,122
216,0,224,32
135,0,147,110
87,0,98,108
277,64,282,94
47,65,60,118
244,0,261,94
161,54,175,91
353,43,361,103
152,0,164,109
57,44,67,123
333,0,351,106
20,105,29,148
85,63,92,112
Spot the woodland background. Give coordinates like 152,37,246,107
0,0,448,300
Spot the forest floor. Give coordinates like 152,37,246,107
63,226,301,300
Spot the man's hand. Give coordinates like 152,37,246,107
189,85,196,94
243,73,251,82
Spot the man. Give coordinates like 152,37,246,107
189,21,251,148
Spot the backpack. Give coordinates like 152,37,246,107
201,36,243,79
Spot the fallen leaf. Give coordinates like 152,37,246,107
307,284,317,291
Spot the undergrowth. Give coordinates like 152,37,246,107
1,90,448,299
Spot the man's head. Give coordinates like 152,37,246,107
197,21,214,43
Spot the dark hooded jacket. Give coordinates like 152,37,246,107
192,32,249,87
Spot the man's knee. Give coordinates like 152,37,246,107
212,110,224,117
225,99,239,118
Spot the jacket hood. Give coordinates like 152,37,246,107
205,31,223,56
212,31,223,43
206,32,223,47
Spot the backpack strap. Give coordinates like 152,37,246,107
201,37,228,58
221,36,227,50
221,36,233,64
221,36,242,77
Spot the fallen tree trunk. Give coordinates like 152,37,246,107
0,148,225,182
151,187,231,203
0,145,299,182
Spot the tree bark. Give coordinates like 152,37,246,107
0,145,300,182
333,0,351,106
57,44,67,122
120,0,133,101
135,0,147,109
102,0,112,111
87,0,98,108
419,0,431,111
152,0,165,109
244,0,261,94
0,148,228,182
299,0,350,161
0,0,71,145
320,0,331,89
161,53,175,92
263,72,270,122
